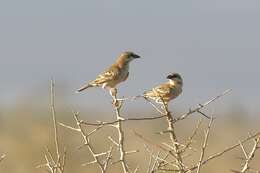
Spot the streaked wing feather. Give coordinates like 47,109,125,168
145,83,171,98
90,65,120,85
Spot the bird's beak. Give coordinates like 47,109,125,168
132,54,141,59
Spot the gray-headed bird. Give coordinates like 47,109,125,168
143,73,183,105
76,51,141,96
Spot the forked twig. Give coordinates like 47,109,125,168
187,131,260,172
37,79,66,173
112,93,130,173
196,116,214,173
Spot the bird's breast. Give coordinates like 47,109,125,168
107,64,129,88
118,64,129,81
170,86,182,99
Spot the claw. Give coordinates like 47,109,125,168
112,99,119,107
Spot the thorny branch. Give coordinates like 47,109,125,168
187,131,260,172
56,87,260,172
37,79,66,173
240,137,260,173
173,89,231,123
180,119,202,154
112,92,130,173
160,100,185,172
60,112,113,173
231,137,260,173
196,116,214,173
64,89,231,127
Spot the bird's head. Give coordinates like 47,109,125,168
167,73,183,86
116,51,141,66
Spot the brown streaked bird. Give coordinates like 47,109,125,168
143,73,183,105
76,51,141,96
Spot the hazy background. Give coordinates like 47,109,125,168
1,0,260,112
0,0,260,172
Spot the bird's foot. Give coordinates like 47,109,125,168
109,88,117,97
113,99,124,108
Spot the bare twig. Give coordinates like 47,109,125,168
239,141,249,159
181,119,202,153
187,131,260,172
151,151,161,173
173,89,231,123
37,79,66,173
50,79,61,165
147,149,153,173
69,112,112,173
113,93,130,173
68,115,165,127
143,144,178,171
51,79,260,173
104,145,114,171
196,116,214,173
240,137,260,173
162,103,185,172
134,131,177,158
65,90,231,128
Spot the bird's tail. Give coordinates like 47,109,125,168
76,84,92,93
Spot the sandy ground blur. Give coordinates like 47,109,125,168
0,94,259,173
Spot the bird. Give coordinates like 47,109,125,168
76,51,141,97
143,73,183,105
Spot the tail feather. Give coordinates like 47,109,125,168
76,84,92,93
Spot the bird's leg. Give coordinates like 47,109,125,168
110,88,117,98
110,88,120,107
156,97,168,115
161,103,169,115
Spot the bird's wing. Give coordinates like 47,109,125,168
90,65,120,85
144,83,171,98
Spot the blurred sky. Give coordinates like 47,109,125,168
0,0,260,115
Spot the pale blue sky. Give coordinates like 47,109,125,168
1,0,260,115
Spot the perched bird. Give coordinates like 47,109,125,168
143,73,183,105
76,51,141,96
